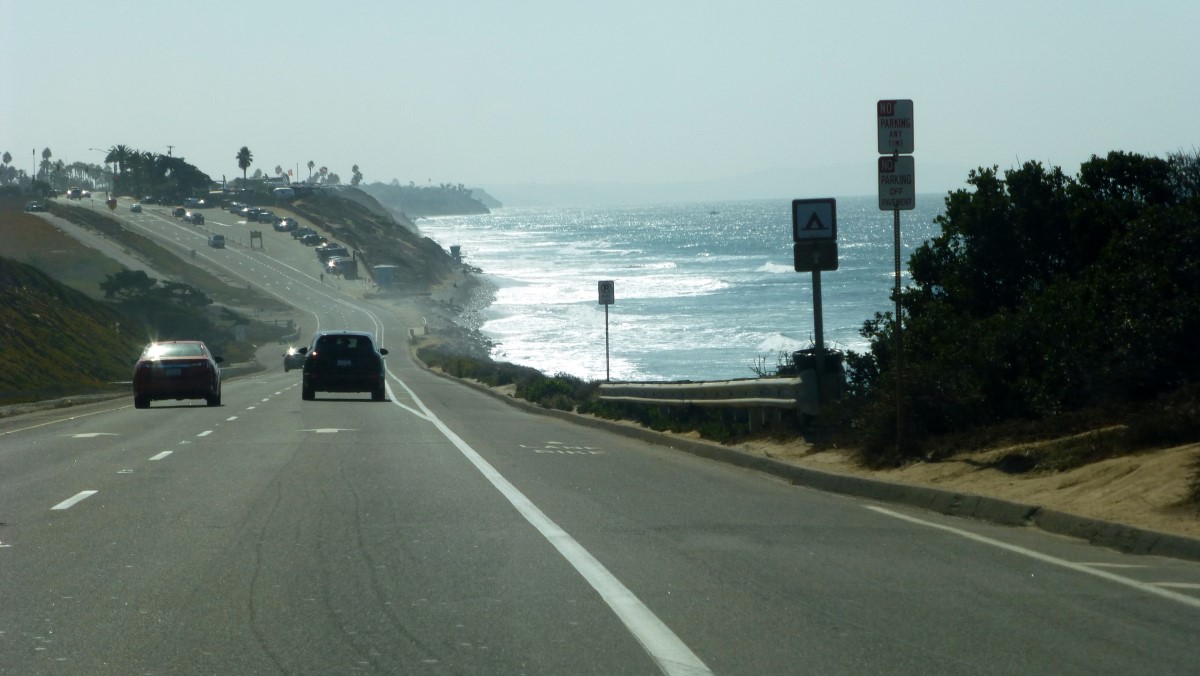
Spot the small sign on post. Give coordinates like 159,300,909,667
598,280,615,306
792,198,838,272
877,156,916,211
877,99,914,154
598,280,615,381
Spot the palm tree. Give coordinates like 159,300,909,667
236,146,253,184
307,160,315,180
105,145,133,193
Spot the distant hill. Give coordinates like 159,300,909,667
288,189,460,289
360,182,490,219
0,257,143,403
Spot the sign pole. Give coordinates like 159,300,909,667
598,280,615,382
812,269,825,388
605,303,610,382
893,187,904,453
878,99,914,454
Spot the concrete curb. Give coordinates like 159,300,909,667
429,368,1200,563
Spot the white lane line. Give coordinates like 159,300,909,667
149,451,172,461
52,491,98,510
866,506,1200,610
247,406,256,410
0,406,127,437
392,378,711,675
197,430,213,437
226,416,238,421
385,383,430,420
1155,582,1200,590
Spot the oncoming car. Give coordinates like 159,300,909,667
132,340,224,408
298,331,388,401
283,346,305,372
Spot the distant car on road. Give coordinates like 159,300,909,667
291,227,316,240
208,234,225,248
256,210,278,224
301,233,327,246
24,200,46,212
130,203,142,213
67,188,83,199
132,340,223,408
299,330,388,401
283,347,305,372
173,206,186,217
274,217,299,232
186,211,205,224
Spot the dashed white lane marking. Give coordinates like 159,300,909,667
52,491,97,510
867,506,1200,610
226,416,238,421
197,430,213,437
246,406,256,410
150,451,172,461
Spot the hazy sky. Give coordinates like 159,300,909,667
4,0,1197,203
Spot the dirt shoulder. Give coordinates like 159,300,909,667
733,437,1200,540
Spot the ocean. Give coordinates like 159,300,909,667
417,195,945,382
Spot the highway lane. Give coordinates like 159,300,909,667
3,198,1199,673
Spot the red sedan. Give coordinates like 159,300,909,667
132,340,224,408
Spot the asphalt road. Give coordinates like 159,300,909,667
3,198,1199,674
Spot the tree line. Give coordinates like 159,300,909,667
842,150,1200,461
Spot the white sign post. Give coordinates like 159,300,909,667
877,99,914,452
598,280,615,381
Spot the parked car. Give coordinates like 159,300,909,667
132,340,223,408
130,203,142,213
208,234,225,248
173,206,186,217
283,347,305,372
299,331,388,401
317,244,349,262
24,200,46,212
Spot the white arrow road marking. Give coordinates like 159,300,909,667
52,491,97,510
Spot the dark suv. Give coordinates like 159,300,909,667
299,331,388,401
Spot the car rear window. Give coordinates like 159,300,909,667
145,343,206,358
315,335,374,354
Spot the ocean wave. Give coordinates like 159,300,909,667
756,262,794,274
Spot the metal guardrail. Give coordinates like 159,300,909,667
599,374,819,416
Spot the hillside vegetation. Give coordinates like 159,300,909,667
288,188,460,289
0,257,143,401
838,150,1200,464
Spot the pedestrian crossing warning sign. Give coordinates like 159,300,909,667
792,198,837,241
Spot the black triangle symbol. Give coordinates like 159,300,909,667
803,213,826,230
